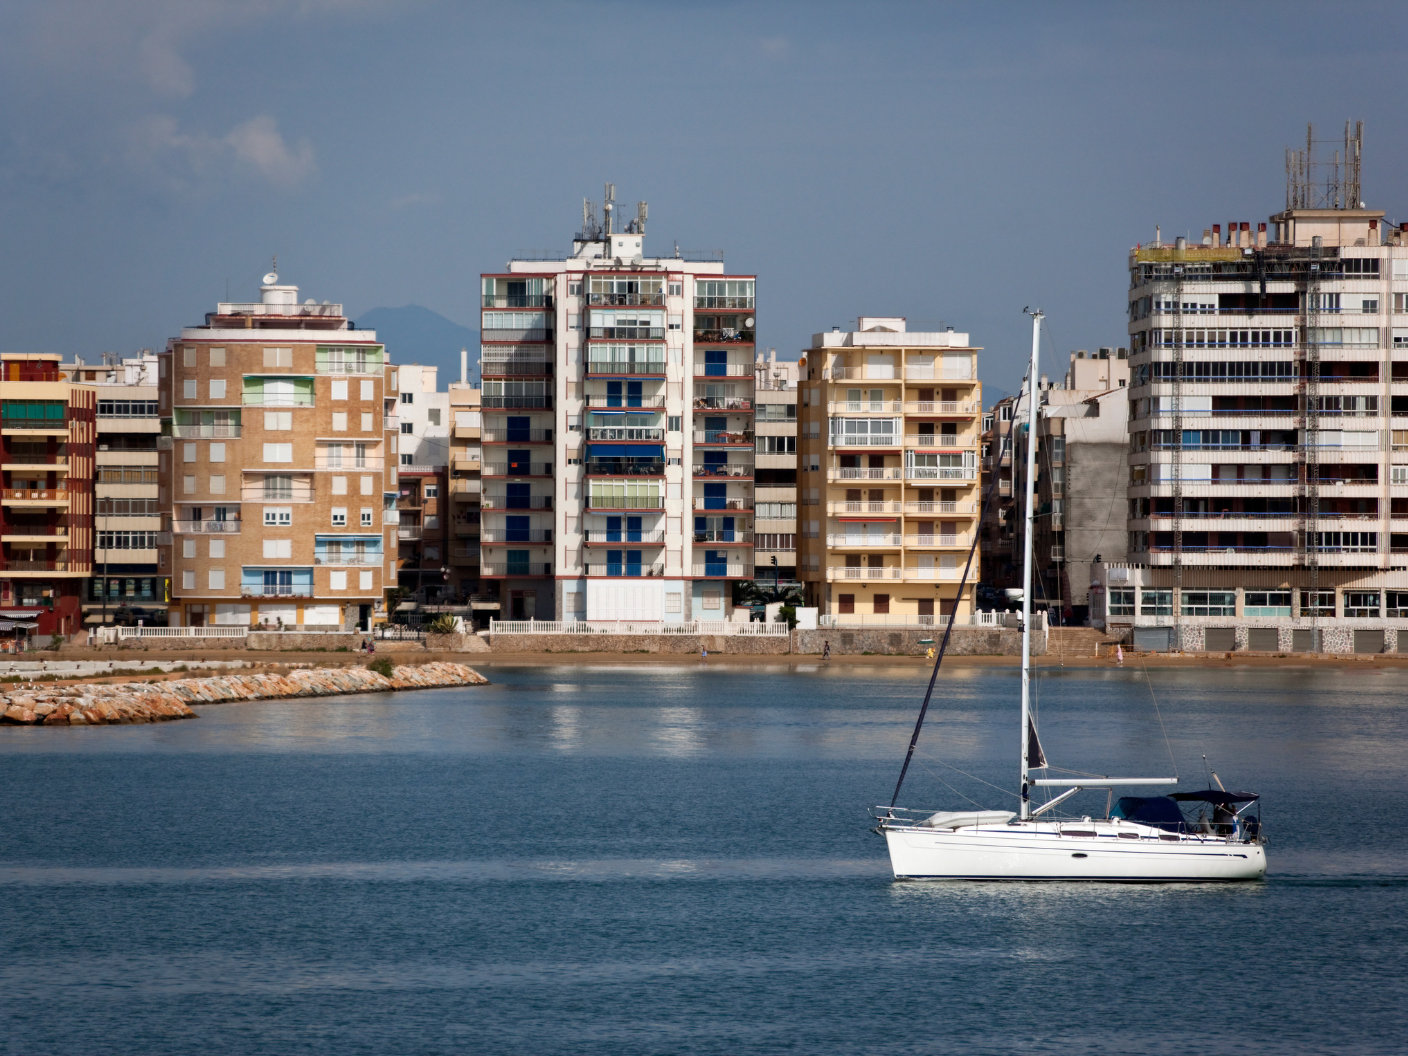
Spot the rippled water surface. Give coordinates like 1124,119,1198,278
2,661,1404,1054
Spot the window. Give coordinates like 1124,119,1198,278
183,379,197,399
182,570,195,589
97,400,159,417
183,474,196,494
332,476,348,495
261,411,290,431
757,436,796,454
1394,466,1408,485
264,347,292,368
209,443,225,463
873,593,890,614
1108,588,1135,616
332,412,348,431
209,379,226,399
1181,591,1235,616
209,539,224,558
1244,591,1292,617
330,571,347,590
668,416,682,432
263,539,292,558
1301,590,1335,617
400,453,413,465
264,507,292,526
360,380,373,401
263,443,292,462
97,531,163,549
208,569,225,590
331,379,348,401
838,594,855,614
1387,592,1408,618
360,571,373,590
428,409,441,426
1140,590,1172,615
361,508,373,527
424,485,438,498
756,502,797,519
209,347,225,366
262,475,293,500
360,475,373,494
183,442,196,463
401,392,413,404
183,347,196,368
331,508,347,527
209,474,225,494
361,412,373,431
401,422,413,434
1344,591,1380,617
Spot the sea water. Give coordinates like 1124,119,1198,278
1,661,1404,1055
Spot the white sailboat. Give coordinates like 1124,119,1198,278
875,310,1267,882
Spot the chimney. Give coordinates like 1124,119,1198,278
1369,218,1380,247
1257,222,1267,248
1212,223,1222,247
1240,221,1251,247
460,347,468,385
1175,236,1187,250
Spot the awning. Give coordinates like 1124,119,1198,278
0,609,43,617
588,444,664,457
0,620,39,630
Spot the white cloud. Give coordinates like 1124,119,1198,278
125,113,316,191
225,116,317,186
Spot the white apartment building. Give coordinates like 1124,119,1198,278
391,363,450,600
753,350,798,586
480,193,756,622
1115,193,1408,653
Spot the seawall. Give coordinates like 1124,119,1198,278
0,662,488,726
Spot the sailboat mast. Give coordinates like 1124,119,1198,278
1020,310,1042,820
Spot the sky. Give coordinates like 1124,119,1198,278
4,0,1408,398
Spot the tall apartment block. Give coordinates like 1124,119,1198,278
163,274,396,631
62,352,165,621
479,192,756,623
391,364,450,602
978,395,1016,586
796,319,982,623
447,374,482,609
753,351,798,588
0,353,95,636
1113,134,1408,652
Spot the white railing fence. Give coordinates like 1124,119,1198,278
115,626,250,638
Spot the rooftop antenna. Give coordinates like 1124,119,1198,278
603,183,615,236
636,200,648,235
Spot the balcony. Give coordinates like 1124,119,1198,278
831,434,902,448
589,327,665,340
587,395,666,409
173,520,242,534
827,500,903,515
693,429,753,444
691,497,751,511
481,562,554,577
449,547,480,562
905,501,978,515
691,562,747,578
172,423,242,438
315,457,385,472
482,395,553,409
904,368,975,382
586,563,668,577
398,526,424,541
1050,546,1065,561
482,294,553,308
586,292,663,306
3,525,70,542
241,392,314,407
240,485,316,503
904,534,971,548
484,428,553,443
482,494,553,510
588,427,664,442
587,495,664,511
451,457,480,473
828,467,902,481
694,530,753,545
586,460,664,476
827,401,903,414
693,362,753,377
2,416,69,431
693,329,755,345
382,510,400,524
482,328,553,343
827,533,901,547
2,488,69,503
216,301,342,318
2,560,75,572
826,565,902,581
384,416,400,430
313,553,381,565
450,479,481,498
905,435,969,448
903,402,979,415
581,529,664,545
906,467,976,481
481,529,554,543
586,360,667,375
483,461,553,477
2,455,69,471
240,586,315,598
693,397,752,411
481,356,553,376
693,463,753,478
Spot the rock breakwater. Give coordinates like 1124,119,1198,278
0,661,487,726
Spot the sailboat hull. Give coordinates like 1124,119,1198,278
884,824,1267,882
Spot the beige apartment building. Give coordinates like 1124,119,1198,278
163,274,397,631
753,350,798,587
797,318,982,623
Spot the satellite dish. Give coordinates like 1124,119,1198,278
263,272,278,285
305,298,315,305
744,316,755,327
631,253,643,265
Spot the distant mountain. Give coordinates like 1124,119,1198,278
355,304,479,384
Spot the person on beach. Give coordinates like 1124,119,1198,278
1116,644,1124,667
700,647,707,660
822,640,830,660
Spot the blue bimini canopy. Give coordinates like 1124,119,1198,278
1109,796,1187,832
588,444,664,457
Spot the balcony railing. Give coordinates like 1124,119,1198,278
828,533,902,546
829,468,902,480
691,563,747,578
904,368,975,381
313,553,381,565
315,457,385,471
383,416,399,430
586,361,667,374
586,495,664,510
693,362,753,376
240,486,315,503
3,416,69,430
398,527,424,541
827,401,903,414
691,498,751,511
903,402,979,415
905,501,978,515
481,360,554,376
588,427,664,441
586,563,668,577
482,494,553,510
904,534,969,547
1051,546,1065,560
693,429,753,444
693,397,752,411
693,530,753,544
483,428,553,443
2,489,69,501
831,434,901,447
3,560,74,571
693,329,755,344
582,529,665,544
905,435,968,448
482,396,553,409
172,424,242,438
590,327,665,340
481,562,554,577
826,566,903,581
586,292,663,306
586,461,665,476
2,454,68,466
587,395,666,409
482,294,553,308
483,462,553,476
240,586,315,597
482,328,553,343
693,464,753,477
173,520,242,534
827,500,903,515
906,467,976,480
241,393,314,407
482,529,554,543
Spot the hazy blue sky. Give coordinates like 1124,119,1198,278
4,0,1408,396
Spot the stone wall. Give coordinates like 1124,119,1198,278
485,633,791,655
425,632,492,653
793,627,1037,656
